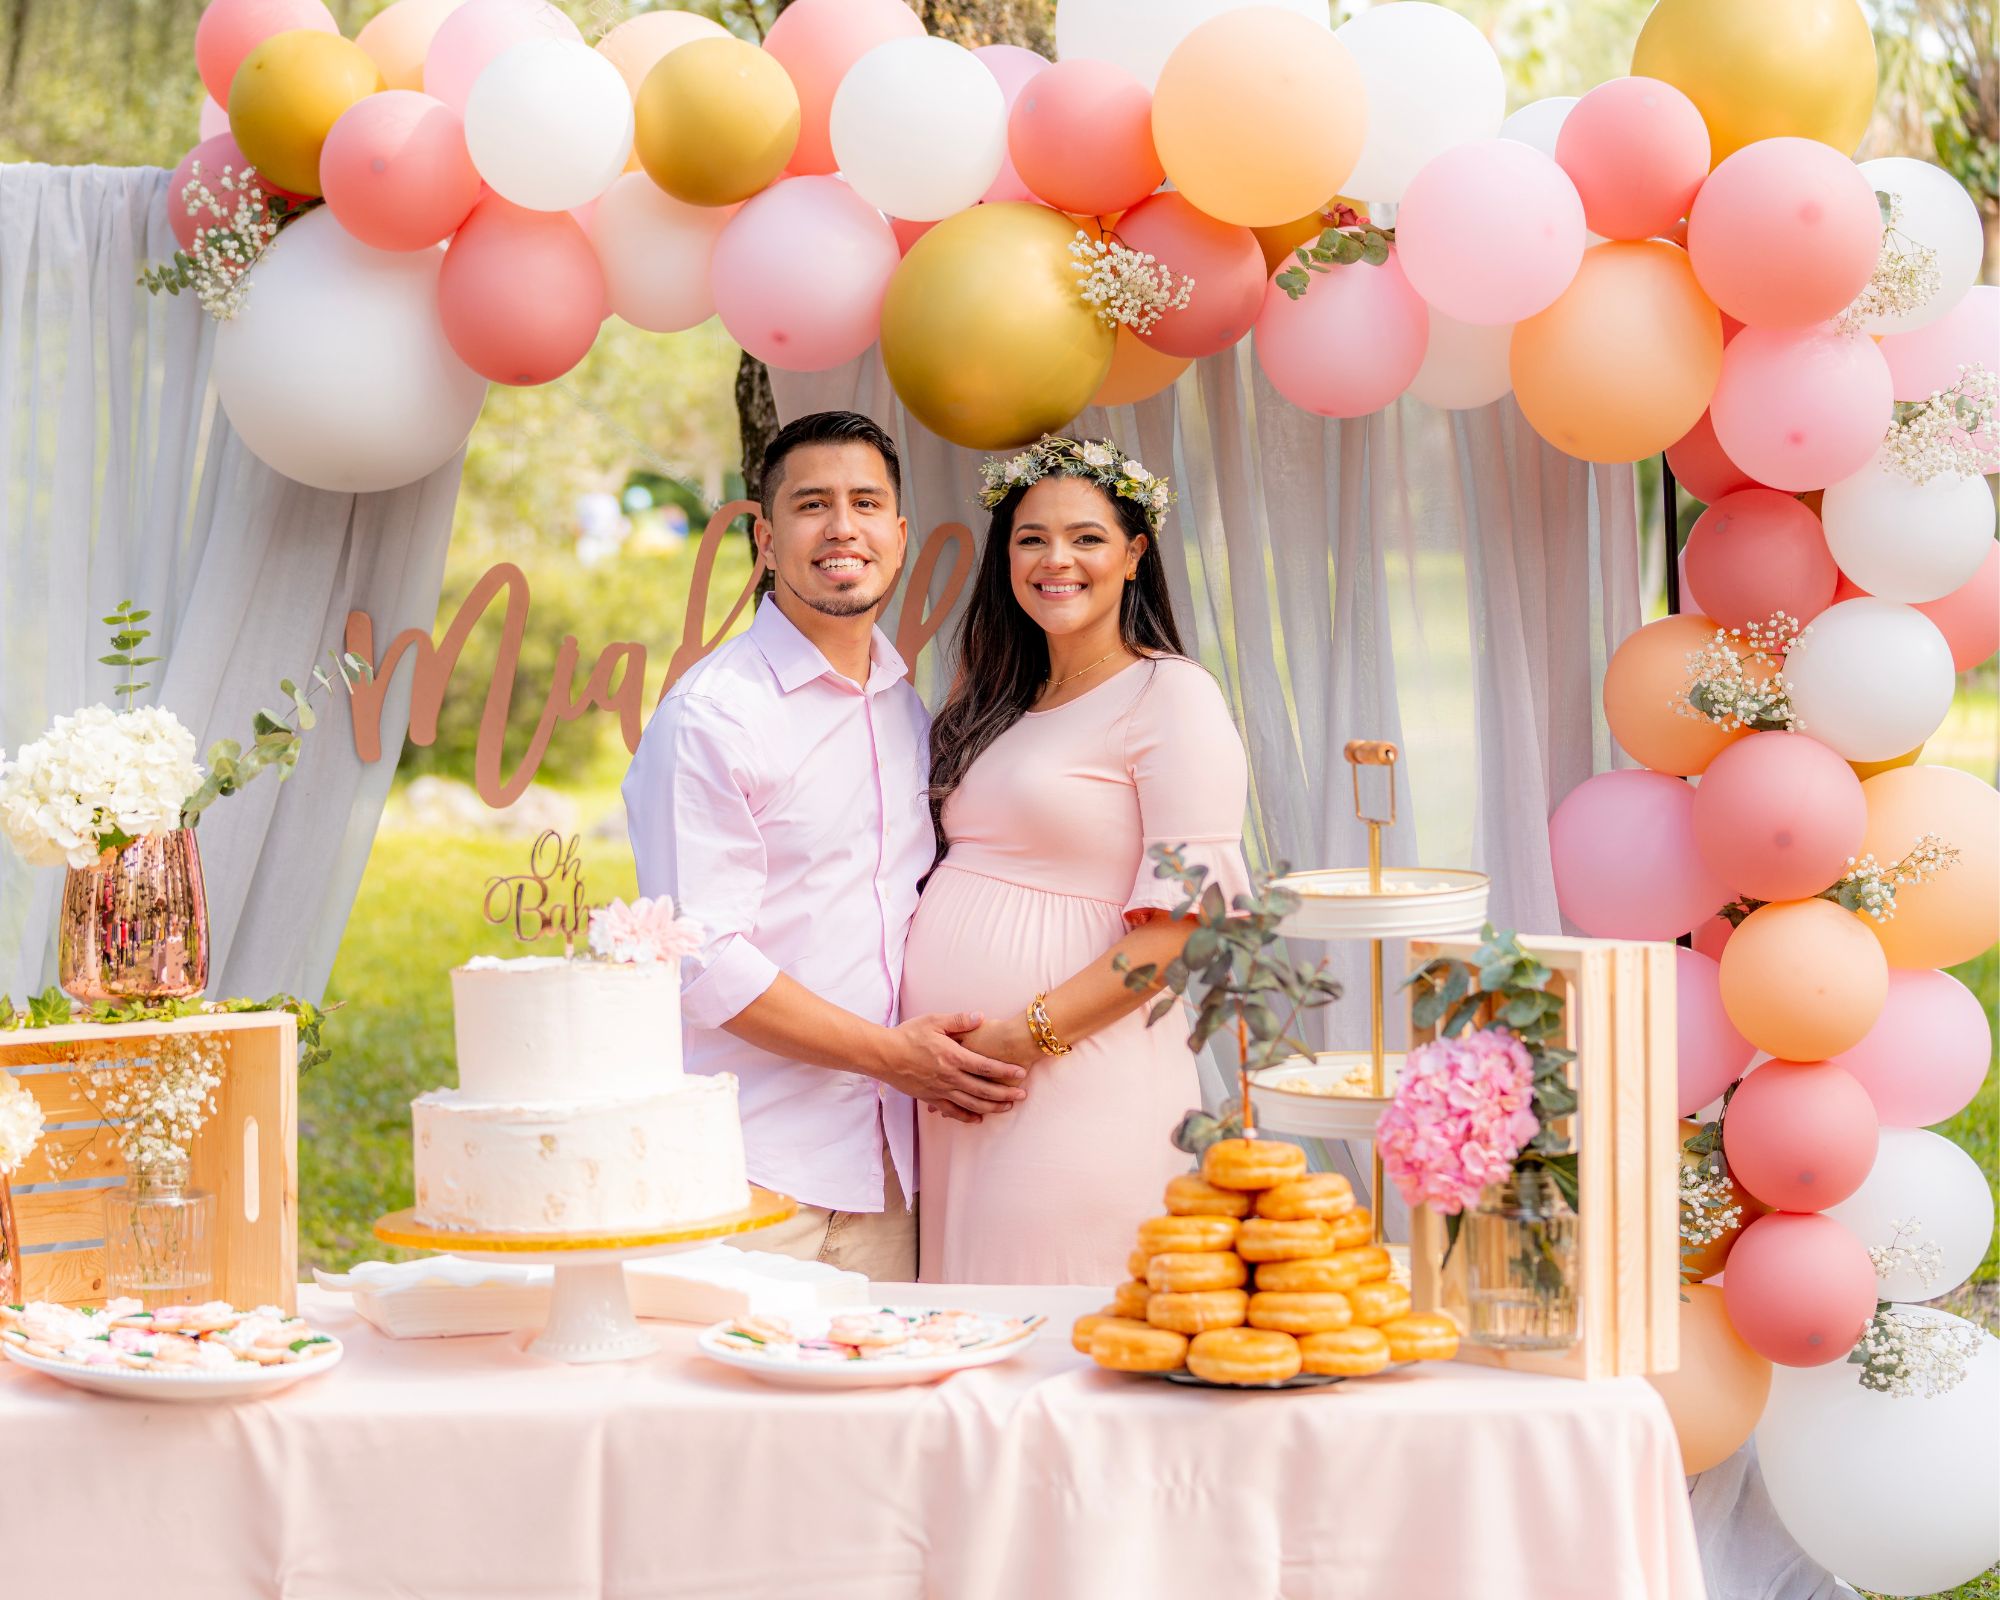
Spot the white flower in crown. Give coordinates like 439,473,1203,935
589,896,705,965
974,435,1177,531
1124,461,1149,481
1080,441,1116,469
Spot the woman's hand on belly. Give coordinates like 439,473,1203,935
955,1012,1040,1071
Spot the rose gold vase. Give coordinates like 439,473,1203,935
58,828,210,1003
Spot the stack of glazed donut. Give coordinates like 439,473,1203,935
1074,1138,1459,1385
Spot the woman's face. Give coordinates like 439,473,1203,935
1007,476,1145,641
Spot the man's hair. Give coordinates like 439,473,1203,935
759,410,902,514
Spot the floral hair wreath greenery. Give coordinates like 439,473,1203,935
977,436,1177,533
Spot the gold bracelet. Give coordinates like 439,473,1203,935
1027,993,1071,1057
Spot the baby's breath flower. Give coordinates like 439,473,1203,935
1868,1218,1946,1292
1849,1305,1983,1398
1826,836,1959,922
141,162,286,322
1680,613,1803,733
1880,365,2000,483
1068,230,1194,337
1679,1155,1742,1252
1838,191,1944,333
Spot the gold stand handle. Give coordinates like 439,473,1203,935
1345,740,1400,1245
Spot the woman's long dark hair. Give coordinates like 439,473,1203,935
928,464,1184,844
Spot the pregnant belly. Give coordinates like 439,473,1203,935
900,865,1129,1021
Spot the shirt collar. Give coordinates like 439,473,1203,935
749,594,909,696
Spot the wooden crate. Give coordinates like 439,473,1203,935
2,1011,297,1313
1405,936,1678,1380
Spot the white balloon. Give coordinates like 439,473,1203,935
1782,598,1957,762
1821,451,1998,602
830,37,1006,222
1857,157,1984,335
1498,95,1576,159
1407,311,1513,409
1054,0,1331,89
1332,3,1504,203
588,173,733,334
1758,1308,2000,1596
213,211,487,493
464,38,631,212
1826,1128,1996,1302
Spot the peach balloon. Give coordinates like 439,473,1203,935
763,0,924,177
1722,1211,1878,1366
1682,487,1839,628
1510,240,1723,463
1719,898,1888,1061
1649,1284,1771,1472
356,0,466,92
1914,541,2000,671
228,31,386,197
320,91,480,252
1602,612,1744,775
1666,409,1760,503
1858,765,2000,969
595,9,726,97
165,132,298,253
1008,59,1162,219
1723,1060,1879,1212
437,197,605,385
196,0,337,105
1117,193,1266,359
1693,732,1867,903
1254,252,1430,419
1556,76,1710,242
1709,324,1893,493
1090,328,1190,408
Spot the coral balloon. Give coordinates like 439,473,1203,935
1090,328,1190,408
880,202,1114,450
319,91,479,251
830,37,1007,223
589,173,734,334
1722,1211,1878,1366
1879,284,1999,402
1407,312,1513,411
1675,950,1758,1117
1151,8,1366,228
464,39,631,213
1682,488,1838,628
1333,2,1503,203
1723,1060,1878,1212
1054,0,1334,91
1117,193,1266,359
1693,914,1733,962
594,9,726,98
1648,1284,1771,1472
1708,324,1892,492
437,197,605,385
1549,769,1728,940
1692,732,1867,902
164,133,297,253
1783,599,1957,763
1858,765,2000,969
1631,0,1876,163
1008,59,1162,219
1555,76,1709,242
1687,139,1882,328
973,44,1048,205
197,0,337,105
1665,410,1759,503
763,0,924,177
1820,452,1996,604
1510,240,1722,463
1826,1128,1996,1302
1856,158,1984,335
714,177,899,374
1719,898,1887,1061
1396,140,1585,326
423,0,580,118
1253,253,1428,419
229,30,385,197
356,0,465,92
634,36,799,208
1602,612,1744,775
1914,542,2000,672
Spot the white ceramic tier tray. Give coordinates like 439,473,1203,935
1248,1050,1403,1140
1273,867,1489,941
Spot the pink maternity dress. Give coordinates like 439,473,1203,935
903,655,1251,1285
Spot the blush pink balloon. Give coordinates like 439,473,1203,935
1254,252,1429,418
974,45,1047,205
1687,138,1884,328
1724,1060,1879,1213
1675,947,1758,1116
1395,139,1586,326
1008,58,1163,219
320,91,480,251
1683,487,1839,627
195,0,337,104
1913,541,2000,671
1693,914,1735,961
1667,409,1761,503
1831,968,1991,1128
1723,1211,1878,1365
1549,769,1730,940
1119,192,1264,359
1709,324,1893,492
423,0,580,117
165,132,298,253
199,96,231,141
1879,283,1999,402
437,196,603,385
1692,732,1868,901
711,177,899,372
764,0,925,177
1555,75,1709,242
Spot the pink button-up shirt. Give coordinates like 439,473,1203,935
622,596,932,1214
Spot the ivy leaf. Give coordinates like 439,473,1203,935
27,985,73,1028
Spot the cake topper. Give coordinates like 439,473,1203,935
484,829,591,956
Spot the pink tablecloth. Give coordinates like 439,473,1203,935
0,1283,1701,1600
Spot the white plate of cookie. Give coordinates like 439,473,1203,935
0,1299,344,1401
697,1306,1045,1388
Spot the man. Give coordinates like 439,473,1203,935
623,410,1025,1282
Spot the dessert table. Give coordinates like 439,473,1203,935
0,1283,1703,1600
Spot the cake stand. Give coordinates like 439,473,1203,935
373,1186,796,1363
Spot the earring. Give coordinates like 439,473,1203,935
1125,568,1137,581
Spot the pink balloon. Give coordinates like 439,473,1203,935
1008,58,1163,220
1723,1211,1878,1365
974,45,1047,205
1254,251,1429,418
423,0,580,117
1692,732,1867,901
1675,947,1758,1116
1913,541,2000,672
1879,283,2000,402
1548,769,1730,940
199,97,231,142
1687,138,1883,328
1555,76,1709,242
164,133,298,253
437,196,603,385
1723,1060,1879,1212
1693,913,1735,961
320,91,480,252
1709,324,1893,492
195,0,337,104
712,177,899,372
1683,487,1839,628
1666,408,1761,503
1396,139,1586,326
1831,968,1991,1128
764,0,925,177
1119,193,1265,359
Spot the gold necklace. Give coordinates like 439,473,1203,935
1046,650,1119,693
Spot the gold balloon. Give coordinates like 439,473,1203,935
635,36,798,208
1632,0,1877,164
1676,1119,1765,1281
228,30,383,197
1091,327,1190,408
1252,206,1330,276
1849,745,1923,780
881,203,1115,451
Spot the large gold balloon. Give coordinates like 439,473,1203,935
229,30,383,197
1632,0,1876,164
635,36,798,208
881,203,1115,451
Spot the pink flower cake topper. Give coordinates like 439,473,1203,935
588,896,705,965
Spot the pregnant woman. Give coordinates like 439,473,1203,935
903,437,1251,1285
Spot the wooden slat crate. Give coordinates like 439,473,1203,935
1405,936,1678,1380
2,1011,297,1313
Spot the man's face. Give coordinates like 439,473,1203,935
756,441,907,619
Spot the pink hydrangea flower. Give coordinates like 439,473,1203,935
1377,1028,1540,1216
588,896,705,966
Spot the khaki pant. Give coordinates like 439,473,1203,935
752,1145,916,1283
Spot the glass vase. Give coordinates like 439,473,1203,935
58,827,210,1003
1462,1166,1579,1350
0,1173,21,1306
103,1150,216,1308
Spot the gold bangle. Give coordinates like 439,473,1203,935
1027,993,1071,1057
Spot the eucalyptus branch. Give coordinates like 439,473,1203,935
1275,203,1395,300
179,650,374,827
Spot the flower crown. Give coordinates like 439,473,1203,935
976,436,1177,532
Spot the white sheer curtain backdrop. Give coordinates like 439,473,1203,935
0,163,465,1001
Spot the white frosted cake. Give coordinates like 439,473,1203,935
410,913,750,1235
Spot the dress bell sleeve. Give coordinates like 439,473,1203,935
1120,660,1255,924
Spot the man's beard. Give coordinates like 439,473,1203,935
781,566,896,619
